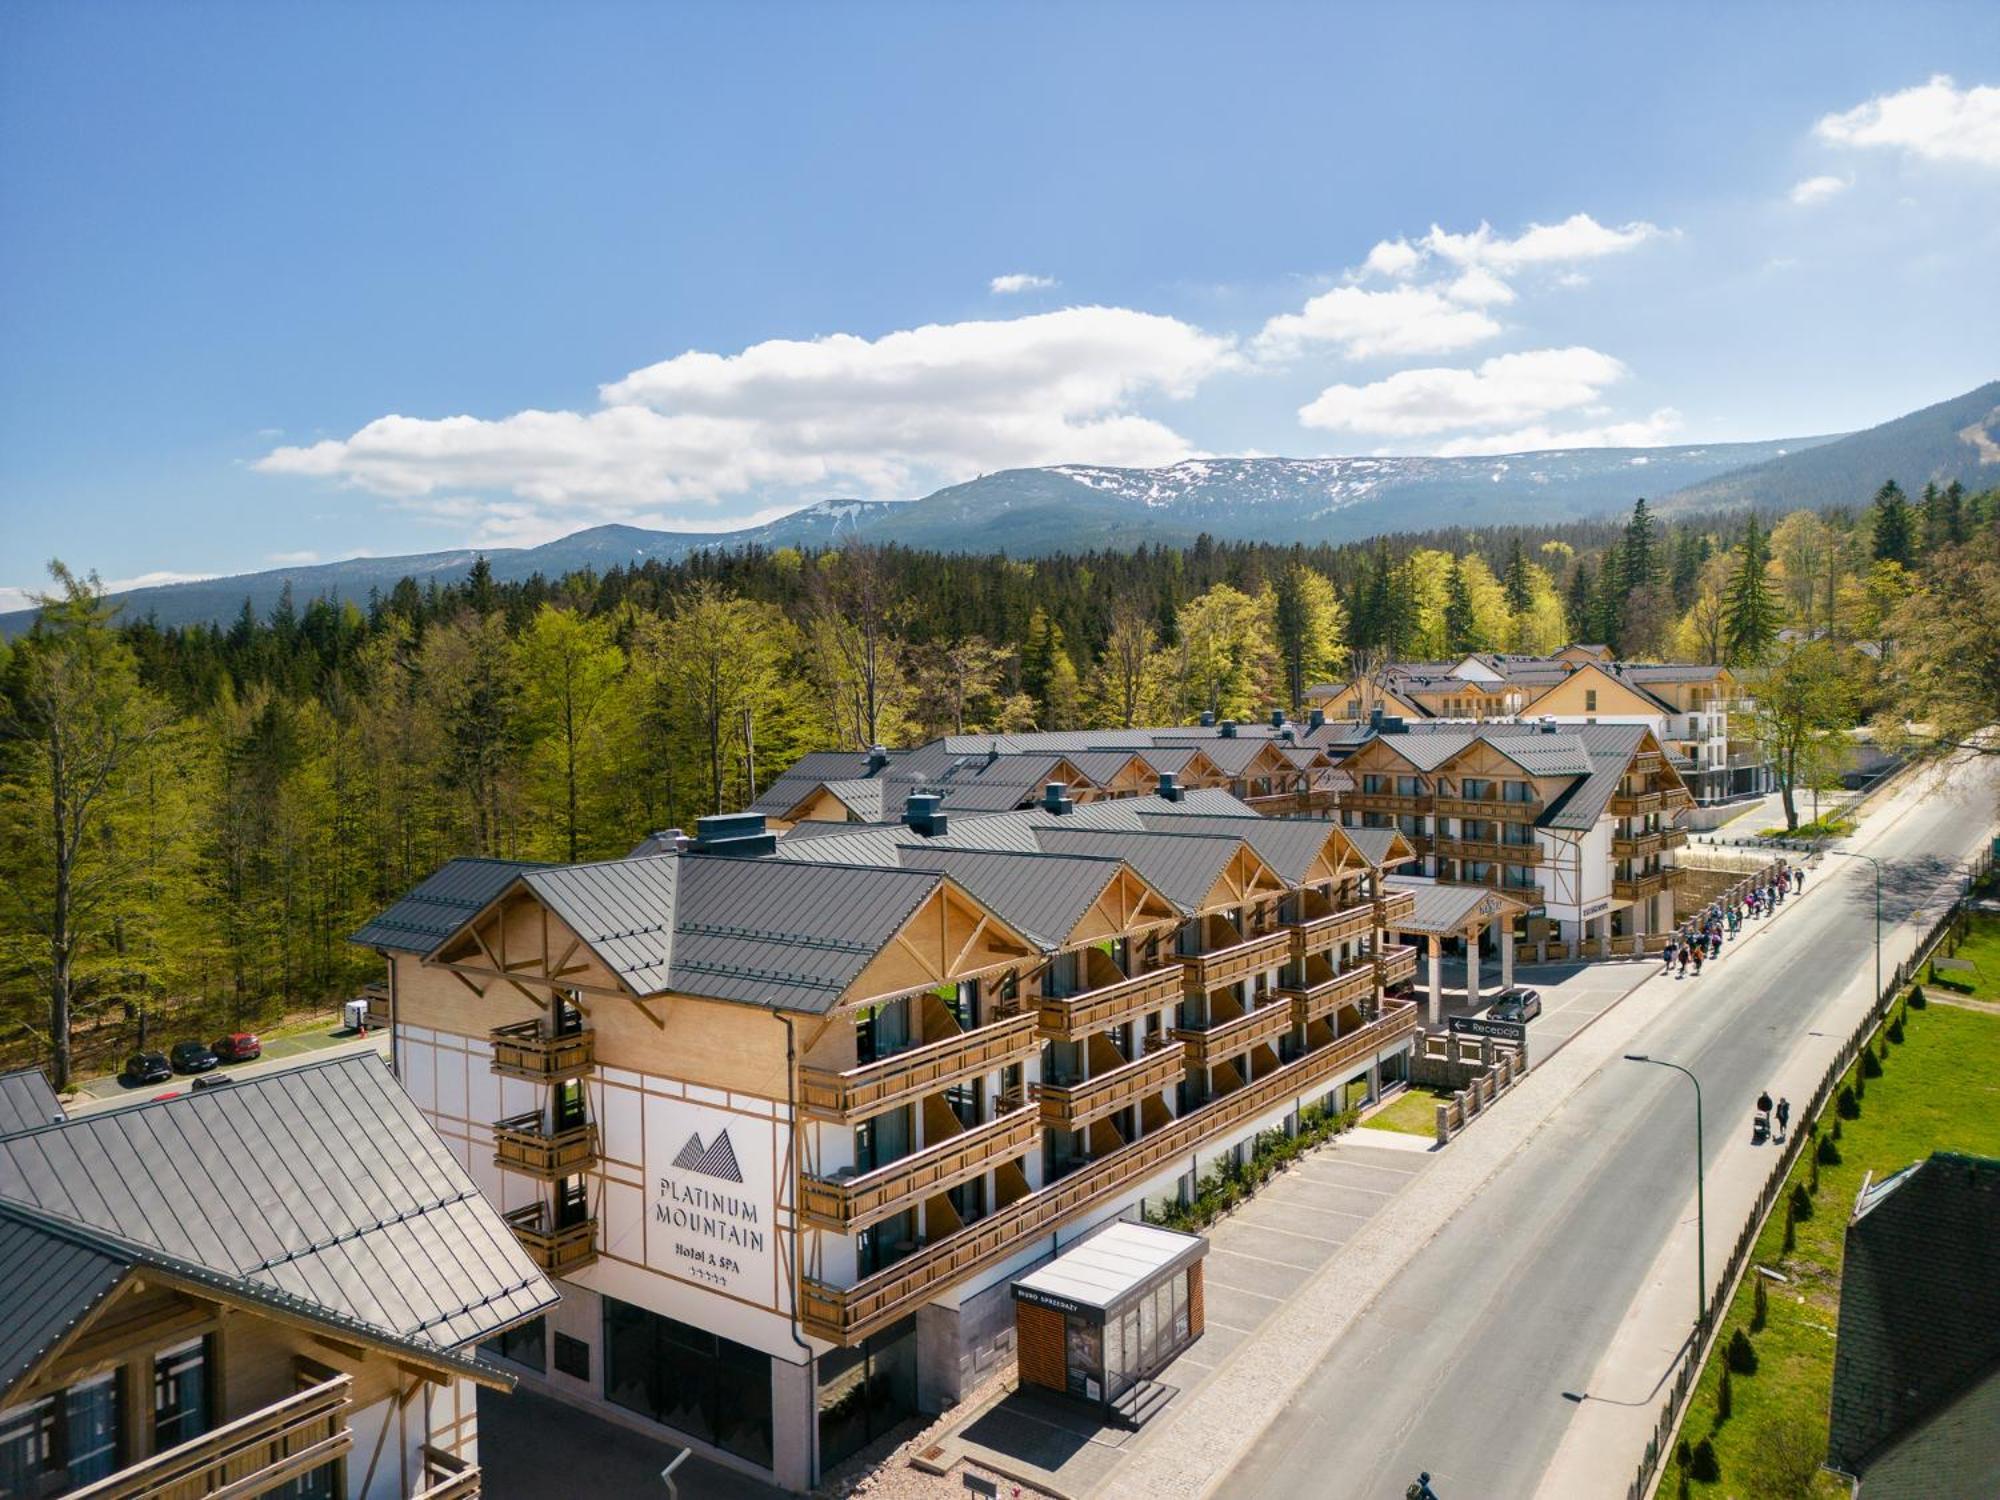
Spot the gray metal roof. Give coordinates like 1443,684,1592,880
0,1053,555,1359
893,845,1141,951
1029,826,1249,915
1382,877,1527,934
1538,722,1652,831
522,856,680,993
1012,1220,1206,1315
1134,812,1338,885
1340,827,1412,870
351,856,550,954
0,1068,63,1137
0,1205,128,1399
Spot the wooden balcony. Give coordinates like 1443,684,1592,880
1661,827,1688,850
798,1002,1419,1343
492,1112,599,1181
489,1021,594,1083
1610,791,1662,817
1611,832,1662,859
1433,795,1542,821
1289,904,1376,961
1660,786,1695,810
1613,872,1666,902
504,1203,597,1275
1181,928,1293,992
67,1373,352,1500
1376,888,1417,928
1348,791,1432,814
799,1099,1039,1230
414,1448,482,1500
1377,944,1419,989
1433,837,1543,866
1634,751,1664,774
1039,1041,1186,1133
1281,964,1377,1027
1039,963,1185,1042
800,1009,1039,1123
1174,999,1295,1068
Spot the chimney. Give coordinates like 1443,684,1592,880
1369,705,1385,733
1042,781,1074,815
1379,714,1407,735
1199,711,1216,728
1270,709,1286,728
1308,707,1326,730
903,791,948,837
1157,772,1185,802
985,745,1000,765
865,744,890,775
651,828,689,853
1220,719,1238,739
692,812,776,858
1279,724,1296,743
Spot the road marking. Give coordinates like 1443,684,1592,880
1206,1245,1323,1273
1220,1219,1343,1247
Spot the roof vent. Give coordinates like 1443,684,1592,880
1279,724,1296,743
1270,709,1286,728
1042,781,1074,815
865,744,891,775
1369,705,1385,731
691,812,776,858
651,827,689,853
1220,719,1238,739
1379,714,1407,735
1308,708,1326,730
1157,772,1185,803
904,791,948,837
1199,711,1216,727
986,745,1000,766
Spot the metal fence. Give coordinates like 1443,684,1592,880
1624,842,1996,1500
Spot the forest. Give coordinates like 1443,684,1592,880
3,479,1996,1086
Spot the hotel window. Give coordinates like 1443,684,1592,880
483,1316,547,1373
1395,776,1421,798
1361,774,1385,795
153,1337,213,1452
1585,689,1598,711
1461,778,1490,801
0,1370,123,1493
816,1316,918,1470
1502,780,1535,804
602,1298,773,1469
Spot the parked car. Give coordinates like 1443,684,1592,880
168,1040,219,1074
211,1032,262,1063
1488,987,1543,1023
191,1072,237,1091
121,1050,172,1085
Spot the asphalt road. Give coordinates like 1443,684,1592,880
1220,755,2000,1500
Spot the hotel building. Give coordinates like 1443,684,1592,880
354,787,1419,1490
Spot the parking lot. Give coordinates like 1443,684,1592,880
1424,955,1657,1068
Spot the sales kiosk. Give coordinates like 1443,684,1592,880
1010,1222,1207,1423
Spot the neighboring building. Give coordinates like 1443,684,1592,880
1828,1152,2000,1497
1332,717,1693,956
354,791,1420,1490
1307,648,1770,805
0,1055,555,1500
748,720,1350,830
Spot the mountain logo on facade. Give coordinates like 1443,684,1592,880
670,1129,744,1184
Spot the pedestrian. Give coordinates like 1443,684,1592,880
1692,945,1704,975
1678,948,1688,978
1663,942,1675,972
1710,932,1722,960
1793,866,1804,893
1776,1097,1791,1140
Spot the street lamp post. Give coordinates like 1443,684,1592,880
1625,1054,1705,1331
1810,844,1882,1002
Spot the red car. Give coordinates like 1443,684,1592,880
211,1032,262,1063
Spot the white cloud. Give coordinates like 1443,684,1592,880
1788,174,1850,206
989,273,1057,294
260,307,1237,542
1297,346,1630,437
1,570,216,614
1431,408,1684,456
1253,285,1501,360
1358,237,1423,279
1815,75,2000,168
266,549,320,565
1417,213,1666,273
1443,266,1516,306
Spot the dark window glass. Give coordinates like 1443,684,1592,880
1,1371,124,1497
553,1333,590,1382
482,1316,547,1373
601,1297,772,1469
154,1338,211,1452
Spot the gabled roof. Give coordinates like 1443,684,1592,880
0,1068,62,1137
1829,1153,2000,1483
0,1205,128,1398
893,845,1168,951
1132,812,1347,886
0,1054,555,1367
350,856,550,955
1028,826,1264,915
522,856,680,993
1340,826,1416,870
1383,877,1528,934
1537,722,1654,832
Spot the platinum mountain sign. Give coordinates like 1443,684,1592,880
644,1096,778,1299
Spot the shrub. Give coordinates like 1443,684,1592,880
1752,1274,1768,1331
1727,1327,1759,1375
1909,984,1927,1009
1818,1134,1842,1166
1790,1182,1815,1221
1717,1366,1733,1422
1887,1015,1905,1044
1690,1438,1720,1482
1862,1048,1882,1078
1837,1084,1860,1119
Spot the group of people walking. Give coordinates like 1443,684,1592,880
1661,862,1807,979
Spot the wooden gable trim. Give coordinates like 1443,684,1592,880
1066,867,1179,946
5,1263,148,1403
838,881,1037,1007
428,887,643,1009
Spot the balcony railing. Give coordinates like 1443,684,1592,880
67,1374,352,1500
1610,791,1662,817
1611,832,1662,859
413,1448,482,1500
1376,888,1417,928
489,1021,594,1083
1348,791,1432,814
1433,795,1542,821
1613,873,1666,901
1039,964,1185,1042
1039,1040,1186,1133
492,1112,599,1180
798,1100,1041,1230
1660,786,1695,810
799,1009,1039,1122
1634,751,1664,774
1377,944,1419,989
1289,904,1375,961
1181,928,1293,992
1661,827,1688,850
1280,964,1377,1027
1174,999,1295,1068
798,1002,1419,1342
1433,837,1543,866
504,1203,597,1275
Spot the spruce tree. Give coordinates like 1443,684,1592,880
1503,538,1533,614
1870,480,1915,566
1443,555,1478,654
1590,541,1626,651
1942,479,1967,546
1622,498,1660,591
1722,516,1781,665
1565,560,1594,644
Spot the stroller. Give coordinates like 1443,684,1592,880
1753,1093,1773,1144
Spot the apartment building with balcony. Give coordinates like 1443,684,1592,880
1333,718,1694,956
1306,645,1767,805
0,1055,554,1500
354,790,1415,1490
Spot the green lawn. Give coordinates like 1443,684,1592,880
1361,1086,1450,1138
1931,911,2000,1000
1675,995,2000,1496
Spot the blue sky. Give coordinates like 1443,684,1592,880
3,1,1998,605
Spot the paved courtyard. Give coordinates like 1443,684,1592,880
1424,954,1657,1066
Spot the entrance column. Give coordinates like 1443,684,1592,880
1465,926,1482,1005
1501,926,1516,991
1598,915,1611,959
1426,935,1444,1026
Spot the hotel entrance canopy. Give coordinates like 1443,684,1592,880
1383,877,1531,1024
